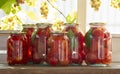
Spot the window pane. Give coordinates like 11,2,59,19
0,0,77,30
86,0,120,34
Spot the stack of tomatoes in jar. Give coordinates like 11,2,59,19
7,22,112,66
63,23,85,65
84,22,112,66
31,23,51,64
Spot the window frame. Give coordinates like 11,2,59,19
77,0,120,62
77,0,86,34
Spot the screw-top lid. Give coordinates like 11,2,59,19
89,22,105,26
22,24,36,28
64,23,79,26
36,23,52,28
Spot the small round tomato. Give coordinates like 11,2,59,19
60,60,69,66
104,38,112,49
47,57,58,66
85,52,97,65
103,51,112,64
92,28,104,38
71,53,83,64
104,32,110,38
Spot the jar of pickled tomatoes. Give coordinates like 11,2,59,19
7,32,28,65
85,22,112,66
22,24,36,62
64,23,85,65
31,23,51,64
47,32,71,66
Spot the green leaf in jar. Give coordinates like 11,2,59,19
31,29,37,44
85,29,92,49
67,29,75,50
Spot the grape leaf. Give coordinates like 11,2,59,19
66,12,77,23
0,0,16,14
85,29,92,49
67,29,75,50
31,29,37,44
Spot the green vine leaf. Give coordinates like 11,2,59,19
66,12,77,23
0,0,16,14
67,29,75,50
31,29,37,44
85,29,92,49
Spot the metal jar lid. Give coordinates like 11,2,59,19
36,23,52,28
22,24,36,28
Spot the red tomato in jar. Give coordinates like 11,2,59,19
60,60,70,66
71,52,83,64
92,28,104,38
85,52,98,64
90,38,98,53
102,48,112,64
47,57,58,66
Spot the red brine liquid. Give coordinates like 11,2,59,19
7,32,28,65
31,23,51,64
22,24,35,62
85,23,112,66
47,32,71,66
64,23,85,65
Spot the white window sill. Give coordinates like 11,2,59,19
112,34,120,38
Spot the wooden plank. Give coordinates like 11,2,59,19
0,64,120,74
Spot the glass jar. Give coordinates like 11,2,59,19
64,23,85,65
22,24,36,62
85,22,112,66
47,32,71,66
31,23,51,64
7,32,28,65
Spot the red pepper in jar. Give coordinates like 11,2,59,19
22,24,36,62
7,32,28,65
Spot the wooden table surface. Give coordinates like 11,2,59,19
0,63,120,74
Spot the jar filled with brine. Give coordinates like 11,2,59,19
47,32,71,66
85,22,112,66
31,23,51,64
22,24,36,62
64,23,85,65
7,32,28,65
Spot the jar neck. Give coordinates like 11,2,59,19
90,22,105,28
51,33,67,36
90,25,105,28
23,24,35,28
10,32,25,36
36,23,51,29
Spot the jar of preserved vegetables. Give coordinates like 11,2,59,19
7,32,28,65
47,32,71,66
31,23,51,64
22,24,36,62
64,23,85,65
85,22,112,66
